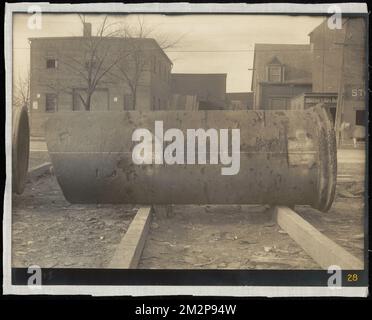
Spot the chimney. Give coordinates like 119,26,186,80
83,23,92,37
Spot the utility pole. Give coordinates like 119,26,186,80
334,19,349,148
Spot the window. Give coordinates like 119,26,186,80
124,94,134,110
268,66,282,82
269,97,288,110
45,93,57,112
355,110,366,126
46,59,58,69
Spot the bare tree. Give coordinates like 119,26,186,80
46,14,184,111
13,70,30,109
48,15,123,111
113,16,184,109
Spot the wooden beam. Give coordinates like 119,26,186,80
28,162,52,180
274,206,363,270
108,206,152,269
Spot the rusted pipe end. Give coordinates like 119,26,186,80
12,106,30,194
311,104,337,212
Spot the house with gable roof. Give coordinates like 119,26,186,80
251,43,312,110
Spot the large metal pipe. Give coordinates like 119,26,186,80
45,105,336,211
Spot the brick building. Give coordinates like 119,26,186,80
251,17,366,145
290,92,338,122
171,73,227,110
251,44,312,110
308,17,366,144
29,24,172,136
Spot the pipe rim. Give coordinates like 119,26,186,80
12,106,30,194
313,104,337,212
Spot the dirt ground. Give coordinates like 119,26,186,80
139,205,320,269
12,148,365,269
139,150,365,269
12,173,135,268
139,186,364,270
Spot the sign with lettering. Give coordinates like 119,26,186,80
304,95,337,107
345,85,366,100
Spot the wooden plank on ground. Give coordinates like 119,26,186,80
109,206,152,269
274,206,363,270
28,162,52,179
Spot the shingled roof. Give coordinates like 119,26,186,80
251,43,312,90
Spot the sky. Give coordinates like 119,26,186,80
13,13,324,92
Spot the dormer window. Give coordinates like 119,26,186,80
266,57,284,83
268,66,282,82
